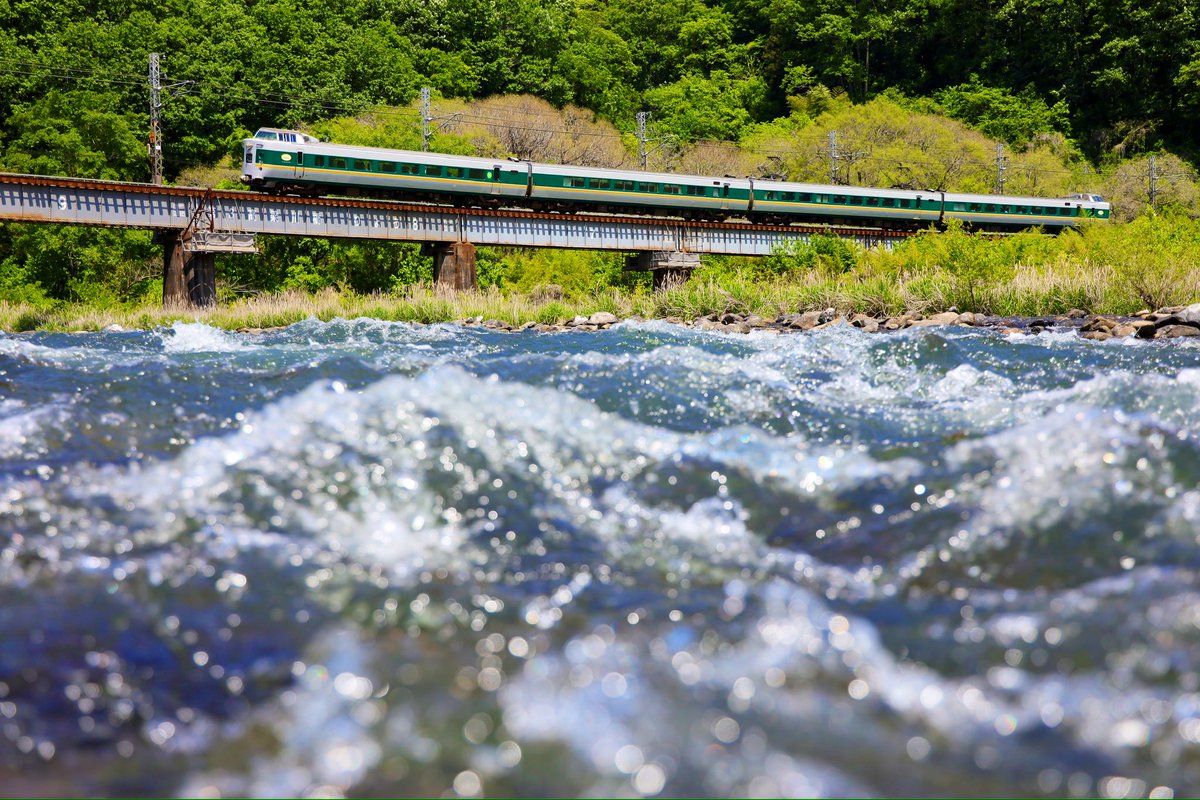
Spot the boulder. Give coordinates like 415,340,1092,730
954,312,978,326
1156,324,1200,339
589,311,619,326
925,311,961,325
1080,330,1112,341
1081,316,1117,332
1173,303,1200,326
745,314,769,328
849,313,880,332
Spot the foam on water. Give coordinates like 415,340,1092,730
5,320,1200,796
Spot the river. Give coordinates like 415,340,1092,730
2,318,1199,797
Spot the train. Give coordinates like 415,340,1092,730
241,128,1111,231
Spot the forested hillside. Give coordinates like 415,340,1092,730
2,0,1199,304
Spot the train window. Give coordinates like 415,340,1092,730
638,183,656,192
313,155,325,167
466,168,484,179
882,198,895,207
833,195,847,204
446,167,463,178
849,196,862,205
331,158,347,169
764,191,776,200
591,178,611,189
662,185,680,194
685,186,702,195
425,165,442,176
380,162,395,173
281,132,297,143
617,180,636,191
900,199,910,209
568,177,586,188
400,163,418,175
797,193,810,202
350,159,367,171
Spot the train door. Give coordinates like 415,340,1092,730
294,150,305,179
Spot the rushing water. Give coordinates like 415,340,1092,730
3,318,1200,797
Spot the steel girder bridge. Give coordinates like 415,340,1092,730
0,173,913,307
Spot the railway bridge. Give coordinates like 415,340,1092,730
0,172,913,308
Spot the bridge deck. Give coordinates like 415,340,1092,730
0,173,912,255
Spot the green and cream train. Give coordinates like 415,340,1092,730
242,128,1110,231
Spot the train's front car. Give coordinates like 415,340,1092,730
241,128,319,192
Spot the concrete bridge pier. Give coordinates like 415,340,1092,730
625,251,701,291
428,241,477,291
159,230,217,308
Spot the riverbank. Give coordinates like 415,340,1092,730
7,213,1200,334
5,284,1199,342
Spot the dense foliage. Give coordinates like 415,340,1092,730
2,0,1200,306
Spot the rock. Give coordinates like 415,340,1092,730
849,313,880,332
534,323,559,332
778,311,824,330
954,312,977,326
518,321,538,331
567,315,590,327
1028,318,1056,328
1157,306,1186,315
726,322,752,334
482,319,510,330
1080,316,1117,332
813,316,849,330
1156,324,1200,339
1065,308,1089,319
589,311,619,326
1080,330,1112,341
883,315,911,330
926,311,962,325
745,315,769,328
103,324,125,332
719,312,744,325
1134,309,1153,318
695,319,726,332
1173,303,1200,325
665,316,684,325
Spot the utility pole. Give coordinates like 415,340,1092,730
148,53,163,185
829,130,838,184
1149,156,1158,208
636,111,650,170
420,87,432,152
995,143,1007,194
147,54,192,185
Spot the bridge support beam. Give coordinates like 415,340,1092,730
159,230,216,308
625,251,701,291
430,241,477,291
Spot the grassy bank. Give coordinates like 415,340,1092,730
3,214,1199,333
